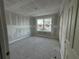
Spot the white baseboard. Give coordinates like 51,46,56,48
9,35,30,44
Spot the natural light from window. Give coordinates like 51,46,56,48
37,17,52,32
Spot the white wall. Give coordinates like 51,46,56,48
59,0,79,59
59,1,68,59
59,14,68,59
5,11,31,44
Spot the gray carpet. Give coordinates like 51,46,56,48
9,37,61,59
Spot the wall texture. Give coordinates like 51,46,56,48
5,11,31,44
30,14,60,39
59,0,78,59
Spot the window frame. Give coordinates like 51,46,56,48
36,17,52,32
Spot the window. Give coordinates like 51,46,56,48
37,17,52,32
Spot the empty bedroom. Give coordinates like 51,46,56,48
3,0,62,59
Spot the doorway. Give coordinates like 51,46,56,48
3,0,62,59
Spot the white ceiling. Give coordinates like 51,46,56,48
4,0,63,16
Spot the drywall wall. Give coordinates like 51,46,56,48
59,0,79,59
59,6,69,59
30,13,60,39
59,0,68,58
59,13,68,59
5,11,31,44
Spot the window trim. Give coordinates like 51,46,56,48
36,17,52,32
